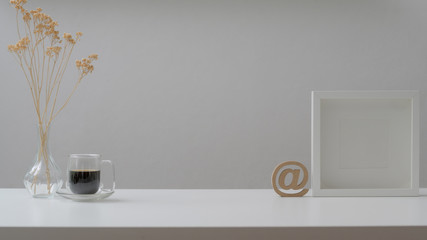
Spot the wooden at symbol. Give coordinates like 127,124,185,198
272,161,309,197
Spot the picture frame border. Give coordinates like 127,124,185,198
311,91,419,196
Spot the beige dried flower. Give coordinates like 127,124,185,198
76,54,98,75
8,36,30,53
10,0,28,13
8,0,98,122
22,12,31,22
63,33,76,44
45,46,61,58
88,54,98,60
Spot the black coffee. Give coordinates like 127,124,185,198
69,170,100,194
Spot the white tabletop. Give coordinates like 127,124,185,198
1,188,427,228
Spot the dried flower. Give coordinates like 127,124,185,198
88,54,98,60
63,32,76,44
22,12,31,21
8,36,30,53
76,54,98,75
10,0,28,14
45,46,61,58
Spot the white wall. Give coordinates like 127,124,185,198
1,0,427,189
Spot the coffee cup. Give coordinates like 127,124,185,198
66,154,115,194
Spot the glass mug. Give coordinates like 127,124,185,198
66,154,115,194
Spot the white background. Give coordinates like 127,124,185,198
1,0,427,189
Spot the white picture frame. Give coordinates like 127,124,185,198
311,91,419,196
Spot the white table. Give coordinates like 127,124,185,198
1,189,427,240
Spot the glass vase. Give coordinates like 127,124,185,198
23,124,63,198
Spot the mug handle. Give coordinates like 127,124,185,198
101,160,116,192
